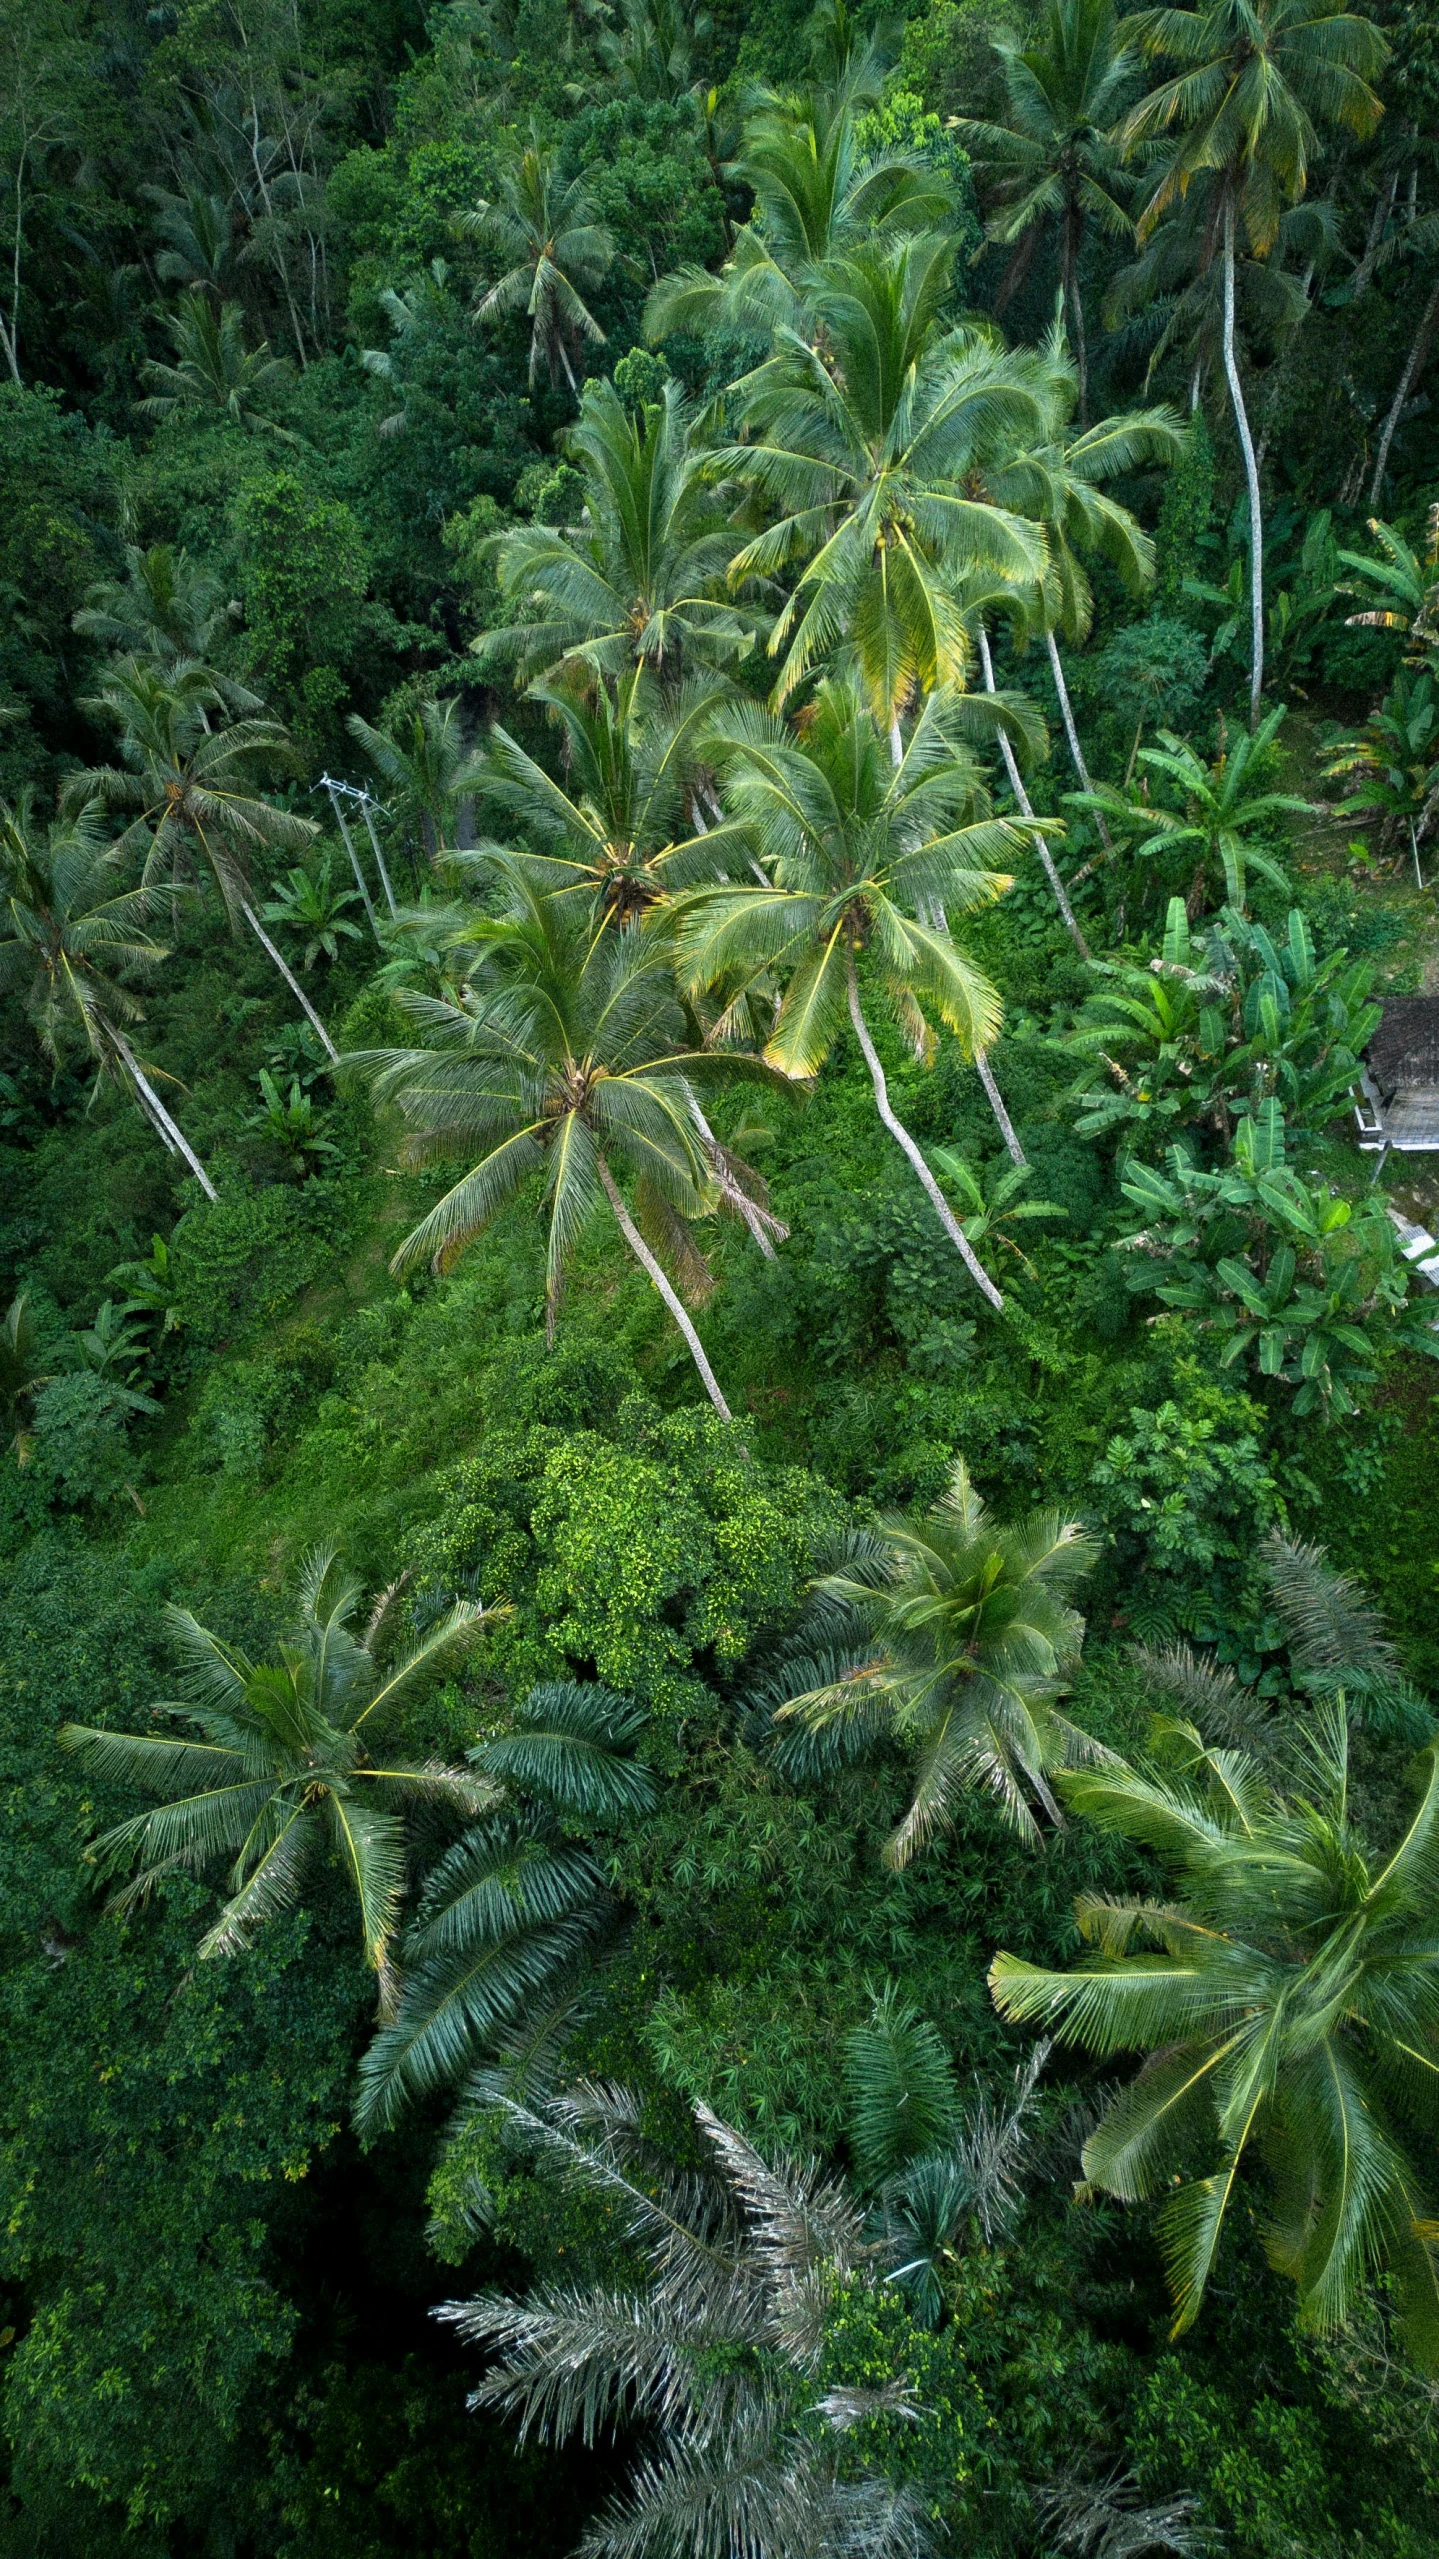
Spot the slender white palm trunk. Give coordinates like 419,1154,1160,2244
1222,197,1265,732
1369,273,1439,509
1045,629,1112,853
977,627,1089,960
687,1094,786,1258
240,899,340,1062
105,1027,219,1200
975,1050,1026,1168
844,951,1004,1313
596,1156,734,1420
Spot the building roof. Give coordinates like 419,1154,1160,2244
1366,998,1439,1101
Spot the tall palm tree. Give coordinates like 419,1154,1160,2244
476,377,760,694
73,542,241,685
721,236,1049,739
1121,0,1388,725
439,2080,927,2559
673,678,1024,1309
475,667,747,925
763,1457,1100,1861
0,791,217,1197
990,1703,1439,2366
645,67,956,342
459,130,614,398
347,868,764,1418
139,293,297,437
65,658,335,1059
954,0,1139,420
61,1550,501,1997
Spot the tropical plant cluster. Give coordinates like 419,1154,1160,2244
3,0,1439,2551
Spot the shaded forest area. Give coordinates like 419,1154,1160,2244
4,0,1439,2550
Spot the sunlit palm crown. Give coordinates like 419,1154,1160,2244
673,677,1021,1076
718,234,1051,718
478,378,761,690
61,1549,499,1981
992,1705,1439,2363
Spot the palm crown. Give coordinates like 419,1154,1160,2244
460,132,614,396
768,1455,1101,1861
991,1702,1439,2365
722,236,1049,729
61,1550,501,1991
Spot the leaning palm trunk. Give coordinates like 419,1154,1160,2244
688,1094,788,1259
105,1024,219,1200
596,1156,734,1419
975,1051,1027,1167
845,951,1004,1312
1045,630,1112,854
977,629,1089,958
1221,198,1266,730
239,897,339,1062
1369,272,1439,510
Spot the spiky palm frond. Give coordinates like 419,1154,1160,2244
474,1680,658,1819
844,1984,958,2185
439,2081,932,2559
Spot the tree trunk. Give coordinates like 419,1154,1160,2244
844,950,1005,1312
105,1028,219,1200
1045,628,1112,850
975,1050,1027,1168
359,797,399,918
240,899,340,1061
1369,273,1439,509
1221,196,1265,731
889,713,904,768
324,784,381,942
687,1094,787,1258
1064,226,1089,426
977,626,1090,960
596,1155,734,1420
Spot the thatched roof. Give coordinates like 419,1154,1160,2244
1366,998,1439,1102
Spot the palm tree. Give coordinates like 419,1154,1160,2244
673,678,1024,1309
65,658,335,1060
144,180,238,299
356,1680,655,2132
438,2080,929,2559
459,131,613,397
597,0,710,100
1338,511,1439,667
0,790,217,1197
476,377,760,694
139,293,297,436
60,1550,501,1996
954,0,1139,420
347,696,487,869
721,236,1049,738
73,542,241,685
476,668,747,924
261,850,365,970
1121,0,1388,726
645,67,956,342
990,1703,1439,2367
763,1456,1100,1862
347,868,763,1418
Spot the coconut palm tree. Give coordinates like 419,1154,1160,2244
1121,0,1389,725
346,867,766,1418
61,1550,501,1996
438,2079,929,2559
476,377,760,695
73,542,242,686
673,678,1025,1309
476,667,748,925
645,64,956,342
953,0,1140,420
139,293,297,436
0,790,217,1197
64,658,335,1059
989,1702,1439,2366
721,235,1049,738
459,130,613,397
762,1456,1101,1861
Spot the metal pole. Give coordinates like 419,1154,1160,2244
321,777,381,943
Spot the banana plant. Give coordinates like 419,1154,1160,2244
1119,1099,1438,1415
